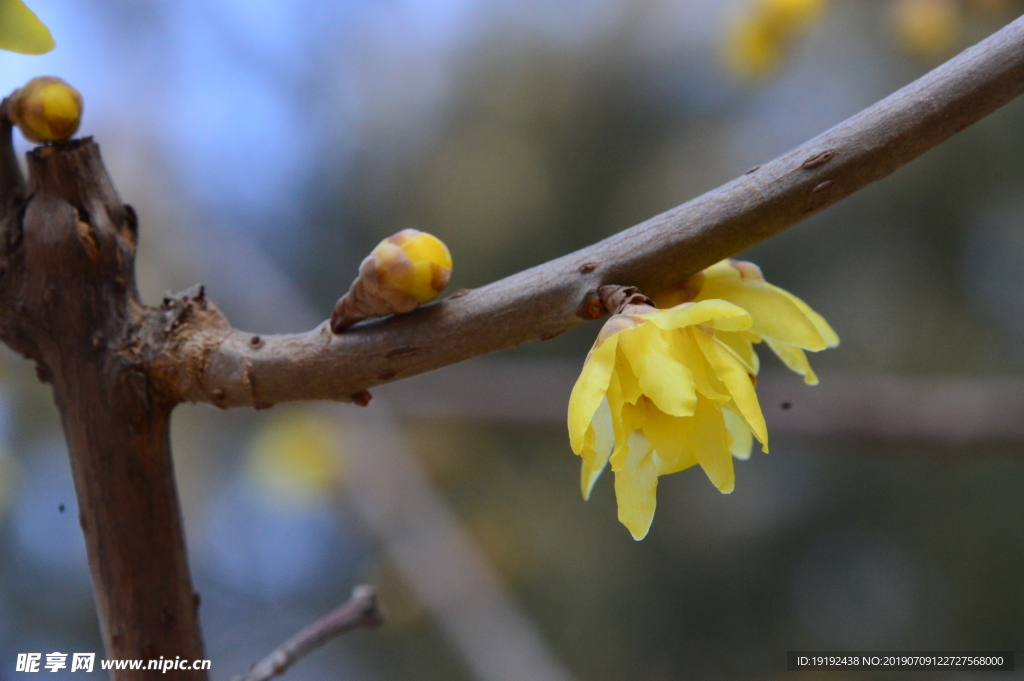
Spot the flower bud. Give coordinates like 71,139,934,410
9,76,83,143
372,229,452,305
331,229,453,332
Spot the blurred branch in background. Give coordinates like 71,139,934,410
332,402,577,681
379,360,1024,443
235,586,384,681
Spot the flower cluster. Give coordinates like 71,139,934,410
568,260,837,540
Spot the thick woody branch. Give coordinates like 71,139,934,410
0,123,205,675
160,16,1024,408
232,586,385,681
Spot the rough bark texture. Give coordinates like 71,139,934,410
155,14,1024,409
0,114,206,678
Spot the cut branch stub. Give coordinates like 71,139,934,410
0,126,207,678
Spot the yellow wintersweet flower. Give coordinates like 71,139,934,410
0,0,54,54
568,298,768,540
653,259,839,385
725,0,828,78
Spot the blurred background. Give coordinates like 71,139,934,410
1,0,1023,679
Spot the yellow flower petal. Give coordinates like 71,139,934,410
693,329,768,448
613,431,659,541
618,322,697,418
580,396,614,499
724,408,754,460
671,328,730,403
638,299,753,333
614,342,644,405
764,338,819,385
686,397,736,493
715,329,761,375
0,0,54,54
605,369,628,444
764,282,839,347
697,277,827,350
567,335,618,454
704,260,742,279
581,459,606,501
642,405,700,475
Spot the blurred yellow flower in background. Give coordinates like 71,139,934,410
891,0,963,58
0,0,54,54
568,299,768,540
725,0,828,78
246,410,343,508
654,259,839,385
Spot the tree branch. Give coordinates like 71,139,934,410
232,586,385,681
154,15,1024,409
0,130,206,676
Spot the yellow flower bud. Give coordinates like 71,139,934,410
0,0,55,55
372,229,453,305
330,229,453,332
9,76,83,143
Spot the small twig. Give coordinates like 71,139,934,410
233,586,385,681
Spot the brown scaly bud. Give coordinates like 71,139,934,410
331,229,452,332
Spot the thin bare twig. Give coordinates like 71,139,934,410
233,586,385,681
150,15,1024,410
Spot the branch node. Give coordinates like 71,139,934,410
578,296,606,321
800,148,835,169
597,285,654,315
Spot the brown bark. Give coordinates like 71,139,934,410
0,108,206,678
